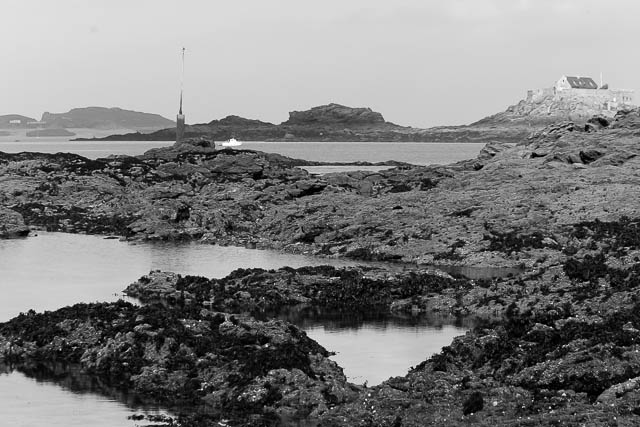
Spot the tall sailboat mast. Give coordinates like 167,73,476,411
176,47,186,142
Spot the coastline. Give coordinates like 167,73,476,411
3,110,640,424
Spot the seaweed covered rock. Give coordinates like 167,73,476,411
125,266,471,316
0,301,355,424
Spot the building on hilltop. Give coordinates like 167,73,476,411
556,76,598,90
526,75,634,115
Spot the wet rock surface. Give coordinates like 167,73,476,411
5,110,640,424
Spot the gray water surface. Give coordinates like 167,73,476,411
0,140,485,166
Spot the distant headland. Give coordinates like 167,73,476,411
76,75,636,143
0,107,175,133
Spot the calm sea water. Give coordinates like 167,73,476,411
0,369,168,427
0,233,467,425
0,140,485,166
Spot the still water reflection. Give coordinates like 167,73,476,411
270,307,469,385
0,367,167,427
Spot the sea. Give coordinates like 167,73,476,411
0,139,481,426
0,139,485,168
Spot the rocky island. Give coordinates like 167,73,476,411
3,108,640,425
76,103,428,143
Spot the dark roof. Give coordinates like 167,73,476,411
565,76,598,89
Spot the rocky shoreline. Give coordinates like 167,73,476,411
4,110,640,424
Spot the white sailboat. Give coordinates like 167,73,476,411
221,138,242,147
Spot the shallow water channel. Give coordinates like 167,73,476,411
0,232,468,425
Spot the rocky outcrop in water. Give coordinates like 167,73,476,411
0,300,356,425
124,266,474,319
283,103,386,126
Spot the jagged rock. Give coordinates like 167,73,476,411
283,103,385,126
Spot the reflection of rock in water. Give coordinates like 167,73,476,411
257,305,474,332
9,362,161,409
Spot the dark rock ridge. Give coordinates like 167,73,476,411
283,103,386,125
41,107,175,130
124,267,474,318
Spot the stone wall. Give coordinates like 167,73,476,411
610,89,635,105
524,85,635,117
555,88,634,111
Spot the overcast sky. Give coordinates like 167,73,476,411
2,0,639,127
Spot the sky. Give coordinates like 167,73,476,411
2,0,640,128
